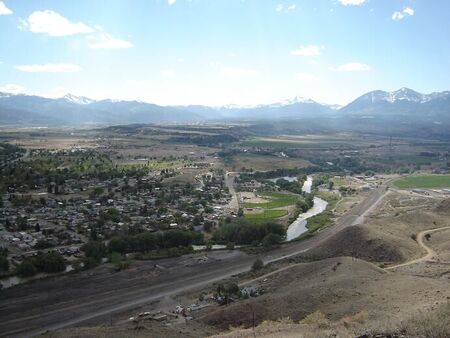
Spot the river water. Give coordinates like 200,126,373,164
0,264,74,289
285,176,328,241
267,176,298,183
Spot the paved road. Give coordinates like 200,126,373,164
0,186,388,338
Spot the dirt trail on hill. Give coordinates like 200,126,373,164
387,226,450,270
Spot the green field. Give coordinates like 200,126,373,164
392,175,450,189
244,192,300,209
244,209,288,221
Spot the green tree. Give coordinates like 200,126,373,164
262,233,282,248
251,257,264,271
0,256,9,272
17,259,37,277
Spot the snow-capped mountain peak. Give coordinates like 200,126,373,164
386,87,425,103
62,94,94,105
360,88,438,104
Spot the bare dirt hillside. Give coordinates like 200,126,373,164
200,257,450,332
305,225,405,263
435,198,450,214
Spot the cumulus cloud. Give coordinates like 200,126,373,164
392,7,414,21
167,0,176,5
291,45,323,57
337,0,366,5
15,63,81,73
220,67,258,79
87,33,133,49
333,62,371,72
20,10,133,50
0,1,12,15
20,10,94,36
0,84,25,94
276,4,296,13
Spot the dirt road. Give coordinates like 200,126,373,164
387,226,450,270
224,172,239,212
0,186,389,337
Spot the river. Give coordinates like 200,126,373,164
0,264,74,289
285,176,328,241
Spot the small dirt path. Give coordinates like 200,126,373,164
387,226,450,270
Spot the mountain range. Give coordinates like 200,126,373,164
0,88,449,127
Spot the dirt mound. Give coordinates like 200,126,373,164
435,198,450,214
201,257,450,333
305,225,404,263
201,258,385,330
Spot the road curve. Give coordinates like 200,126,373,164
0,186,389,338
386,226,450,270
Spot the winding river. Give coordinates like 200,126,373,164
286,176,328,241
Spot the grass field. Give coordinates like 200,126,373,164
392,175,450,189
244,209,288,221
244,192,300,209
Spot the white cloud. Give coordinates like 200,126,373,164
161,69,176,78
15,63,82,73
337,0,366,5
167,0,176,5
334,62,371,72
296,73,320,81
0,84,25,94
276,4,296,13
403,7,414,16
392,7,414,21
0,1,12,15
291,45,323,57
20,10,133,49
20,10,94,36
87,33,133,49
220,67,258,79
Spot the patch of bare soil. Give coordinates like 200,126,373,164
42,320,217,338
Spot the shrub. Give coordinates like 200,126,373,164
404,304,450,338
301,310,328,327
251,257,264,271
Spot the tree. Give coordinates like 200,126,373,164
0,256,9,272
34,252,66,273
203,221,213,232
251,257,264,271
16,216,28,231
328,180,334,191
237,208,244,217
17,259,37,277
81,241,106,262
262,233,282,249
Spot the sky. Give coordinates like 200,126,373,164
0,0,449,106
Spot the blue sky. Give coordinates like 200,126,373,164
0,0,449,106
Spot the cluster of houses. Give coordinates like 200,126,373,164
0,164,232,272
